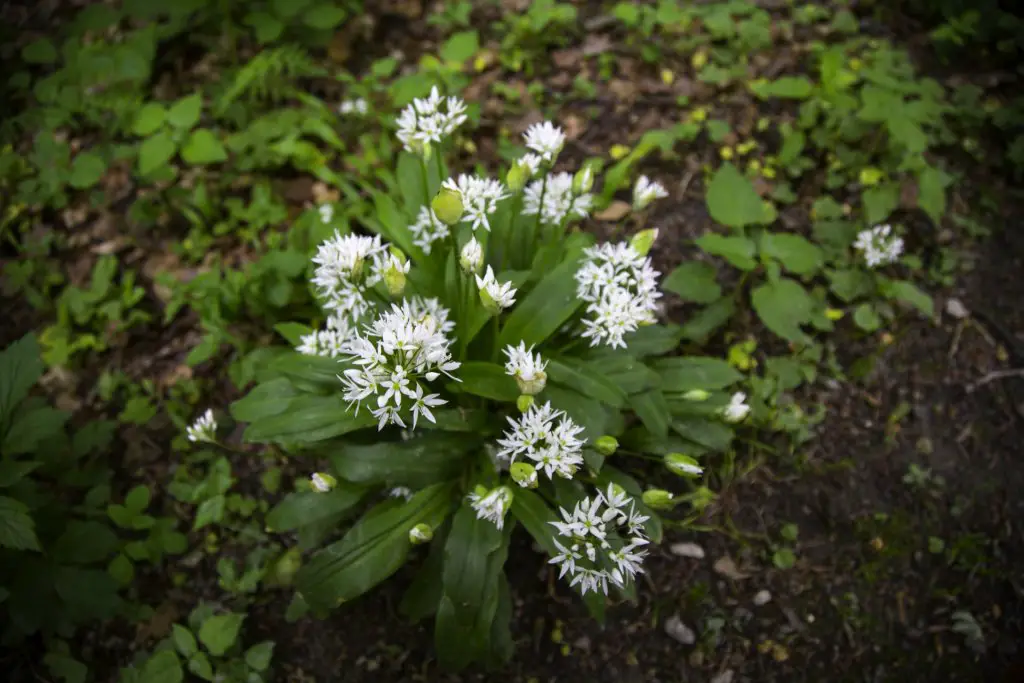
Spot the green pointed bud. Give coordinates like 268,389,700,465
432,187,464,226
510,462,538,489
472,484,489,498
682,389,710,402
629,228,659,256
665,453,703,478
609,483,629,501
572,166,594,195
506,160,530,193
460,237,483,274
382,252,408,297
516,394,535,412
409,523,433,544
594,435,619,456
641,488,676,510
310,472,336,493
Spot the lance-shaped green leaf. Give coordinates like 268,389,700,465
630,389,670,439
650,357,743,392
229,378,300,423
449,362,519,402
546,358,626,408
270,353,345,391
266,483,368,533
242,395,374,444
499,252,584,348
326,432,476,488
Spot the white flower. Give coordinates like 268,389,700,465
389,486,414,500
468,486,513,529
339,98,368,115
296,314,352,358
408,206,450,254
495,402,585,480
442,175,508,232
186,409,217,443
318,204,334,224
503,342,547,395
310,472,336,493
633,175,668,210
548,486,649,596
853,224,904,268
524,121,566,163
475,266,517,311
460,237,483,274
523,172,593,227
311,232,391,322
518,153,543,177
574,242,662,349
338,299,459,430
723,392,750,423
395,86,468,154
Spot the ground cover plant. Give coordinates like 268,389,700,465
1,0,1022,681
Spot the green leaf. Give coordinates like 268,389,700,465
705,163,766,229
546,358,626,408
125,484,151,512
861,183,899,225
0,496,39,550
327,432,474,488
304,3,347,29
267,485,366,532
187,653,214,681
883,279,934,318
541,385,615,440
139,650,183,683
760,232,823,276
917,165,951,225
193,494,225,530
43,651,88,683
750,76,813,99
827,269,873,303
180,130,227,165
271,351,344,389
22,38,58,64
132,103,166,136
0,333,43,429
246,11,285,43
586,356,660,395
631,389,669,439
3,406,69,456
396,152,428,218
751,278,814,343
439,30,479,65
242,395,374,445
400,523,448,622
171,624,198,657
695,233,757,270
107,553,134,585
230,378,300,423
853,303,882,331
652,357,743,392
244,641,275,671
499,252,584,348
166,94,203,129
0,460,40,487
670,418,735,452
619,324,684,357
138,131,177,176
274,322,313,346
451,362,519,402
662,262,721,303
198,612,245,656
296,483,453,610
680,296,736,343
51,521,119,564
68,152,107,189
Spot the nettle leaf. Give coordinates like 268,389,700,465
198,612,245,656
705,163,766,229
751,278,815,343
267,484,366,533
546,358,626,408
0,333,44,429
132,103,166,136
499,252,584,348
883,279,935,318
243,395,374,444
451,362,519,402
181,130,227,165
0,496,40,551
695,233,757,270
652,357,743,392
662,262,722,303
759,232,824,276
327,432,475,487
296,482,453,609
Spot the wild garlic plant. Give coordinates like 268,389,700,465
223,86,753,669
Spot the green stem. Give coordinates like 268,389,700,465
421,155,433,210
502,193,523,272
490,315,500,362
528,175,549,269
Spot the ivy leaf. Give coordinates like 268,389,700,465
180,130,227,165
751,278,814,343
760,232,824,276
705,163,766,228
695,233,757,270
662,262,721,303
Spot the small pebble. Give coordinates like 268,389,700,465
669,542,706,559
753,589,772,606
945,297,969,319
710,670,735,683
572,636,591,652
664,615,696,645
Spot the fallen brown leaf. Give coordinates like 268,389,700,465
595,201,631,222
712,555,750,580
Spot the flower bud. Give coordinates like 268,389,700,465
506,161,530,193
682,389,710,402
665,453,703,478
460,237,483,274
572,166,594,195
641,488,676,510
514,371,546,396
516,394,535,412
629,228,659,257
310,472,336,493
594,435,619,456
409,523,433,544
383,251,409,297
510,462,538,489
267,547,302,586
432,187,464,226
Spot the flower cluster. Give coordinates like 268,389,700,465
524,121,566,163
396,86,468,154
523,172,593,227
854,224,904,268
550,484,650,596
475,266,517,312
722,391,750,423
408,206,450,254
339,98,368,116
441,174,508,232
339,298,459,430
574,242,662,349
468,486,514,530
633,175,668,210
311,232,391,322
186,409,217,444
503,342,547,395
496,402,585,480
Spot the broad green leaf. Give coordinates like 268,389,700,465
630,389,669,439
327,432,474,487
586,355,660,395
267,485,366,532
270,352,343,390
652,357,743,392
68,152,107,189
451,362,518,402
172,624,198,657
0,460,39,487
695,233,757,270
138,131,177,176
400,522,448,622
751,278,814,343
853,303,882,331
51,521,119,564
3,406,69,456
760,232,823,275
827,269,873,303
166,94,202,129
0,496,39,550
132,103,166,136
542,385,616,440
198,612,244,656
187,653,213,681
22,38,58,64
671,418,735,452
750,76,812,99
499,252,584,348
296,483,453,609
138,650,183,683
0,333,43,429
547,358,626,408
705,163,765,229
367,191,419,261
246,11,285,43
917,165,951,225
662,262,721,303
861,183,899,225
43,651,88,683
244,642,275,671
181,130,227,165
273,322,313,346
303,3,346,29
883,279,934,318
125,484,151,511
680,296,736,343
439,30,479,65
243,395,373,445
619,324,684,357
193,494,225,530
230,378,300,423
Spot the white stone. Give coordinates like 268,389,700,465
710,671,735,683
669,542,706,559
753,589,772,606
945,298,969,319
664,614,696,645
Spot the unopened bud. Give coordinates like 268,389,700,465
409,523,433,544
516,394,535,412
310,472,336,493
514,371,546,396
641,488,676,510
383,253,409,297
594,435,619,456
506,161,530,193
432,188,464,226
573,166,594,195
510,462,538,489
682,389,710,401
629,228,659,256
460,237,483,274
665,453,703,478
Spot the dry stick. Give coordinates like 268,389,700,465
965,368,1024,393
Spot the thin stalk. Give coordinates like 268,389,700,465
420,155,433,210
528,175,549,269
